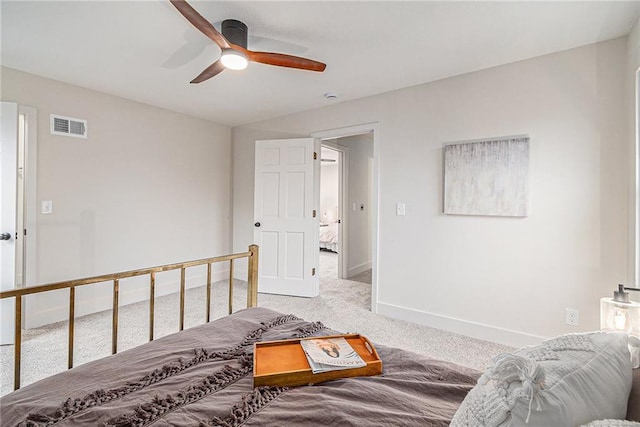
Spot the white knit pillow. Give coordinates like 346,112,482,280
451,332,632,426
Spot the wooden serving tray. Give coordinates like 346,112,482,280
253,334,382,388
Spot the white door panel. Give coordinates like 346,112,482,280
254,138,319,297
261,232,279,278
285,232,304,278
1,101,18,345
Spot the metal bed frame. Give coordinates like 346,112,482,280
0,244,259,391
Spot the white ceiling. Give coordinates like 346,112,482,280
2,1,639,127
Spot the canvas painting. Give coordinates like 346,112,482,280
443,136,529,217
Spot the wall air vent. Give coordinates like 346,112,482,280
50,114,87,139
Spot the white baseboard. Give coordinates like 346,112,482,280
347,261,371,278
376,302,547,348
23,270,231,329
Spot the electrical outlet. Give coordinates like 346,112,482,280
565,308,579,326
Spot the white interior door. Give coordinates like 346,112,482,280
1,101,18,345
254,138,320,297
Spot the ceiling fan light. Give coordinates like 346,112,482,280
221,49,248,70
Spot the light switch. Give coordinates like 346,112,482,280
41,200,53,214
396,203,405,216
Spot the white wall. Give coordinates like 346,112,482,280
2,67,233,327
339,134,373,277
232,38,629,347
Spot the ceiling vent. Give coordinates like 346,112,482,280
50,114,87,139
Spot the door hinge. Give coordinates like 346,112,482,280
312,210,316,218
312,268,316,276
313,151,317,160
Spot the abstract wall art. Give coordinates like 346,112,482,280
443,135,530,217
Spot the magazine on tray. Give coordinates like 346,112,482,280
300,337,367,373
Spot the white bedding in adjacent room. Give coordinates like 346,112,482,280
319,223,338,252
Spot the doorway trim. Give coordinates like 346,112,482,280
311,123,379,313
634,67,639,286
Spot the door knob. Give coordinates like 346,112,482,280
254,222,261,227
0,232,11,241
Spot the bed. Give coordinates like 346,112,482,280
0,307,481,426
1,246,639,426
319,222,339,252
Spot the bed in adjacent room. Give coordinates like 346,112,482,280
319,222,339,252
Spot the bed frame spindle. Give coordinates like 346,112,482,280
149,272,156,342
179,268,186,331
13,295,22,392
206,264,212,323
112,279,120,354
248,244,259,307
68,287,75,369
228,259,234,315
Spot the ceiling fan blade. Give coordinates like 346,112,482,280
169,0,230,49
244,48,326,72
190,60,225,83
248,35,309,56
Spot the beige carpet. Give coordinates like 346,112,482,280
319,250,372,284
0,252,512,396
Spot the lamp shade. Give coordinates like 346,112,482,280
600,297,640,335
601,286,640,368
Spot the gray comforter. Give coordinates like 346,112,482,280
0,307,480,426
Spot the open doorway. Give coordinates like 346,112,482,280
312,123,379,313
2,107,31,288
16,106,37,289
318,133,373,290
1,103,37,345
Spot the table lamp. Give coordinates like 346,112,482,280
601,284,640,368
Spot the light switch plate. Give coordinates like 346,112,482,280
41,200,53,214
396,203,405,216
